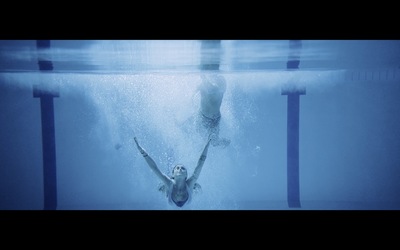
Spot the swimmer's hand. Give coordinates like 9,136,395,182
205,137,212,149
134,137,146,155
208,133,217,145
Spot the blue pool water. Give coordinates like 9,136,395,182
0,40,399,210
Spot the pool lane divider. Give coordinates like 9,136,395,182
282,40,305,208
33,40,59,210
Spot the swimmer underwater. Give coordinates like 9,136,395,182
134,137,211,207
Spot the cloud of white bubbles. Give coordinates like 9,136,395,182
70,72,242,209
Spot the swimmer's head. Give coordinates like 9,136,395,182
172,164,187,179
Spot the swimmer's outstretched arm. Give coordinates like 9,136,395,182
134,137,171,185
187,138,211,187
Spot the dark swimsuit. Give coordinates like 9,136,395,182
168,184,192,207
172,196,189,207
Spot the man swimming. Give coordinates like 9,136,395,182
134,137,211,207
